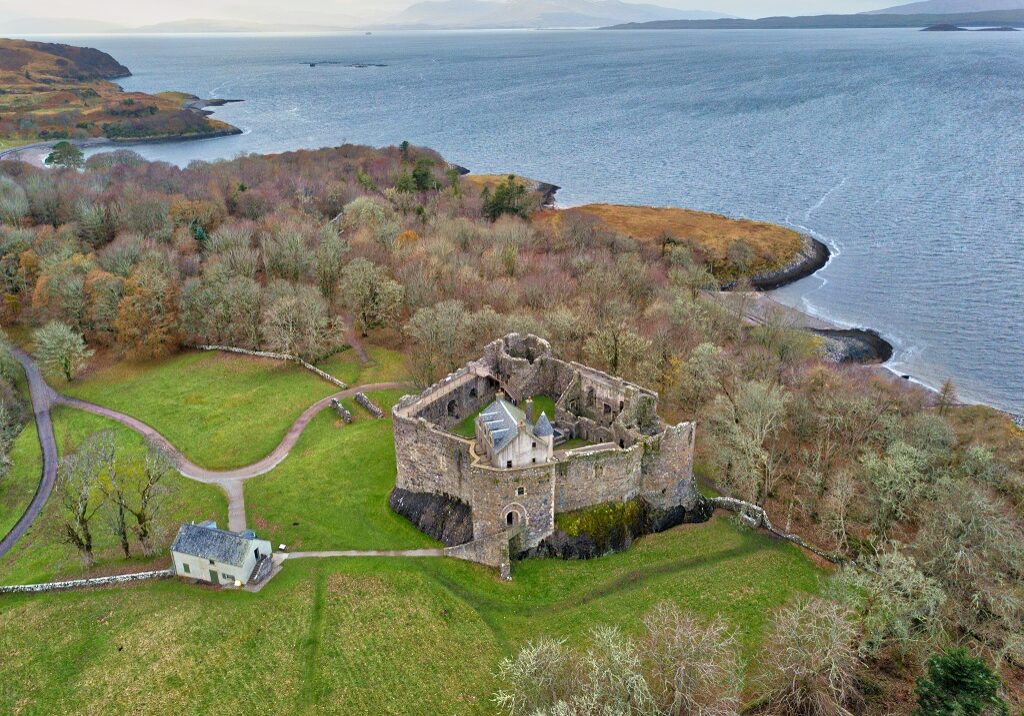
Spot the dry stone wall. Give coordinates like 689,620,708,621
0,569,173,594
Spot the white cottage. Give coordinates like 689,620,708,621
170,521,272,586
475,395,554,469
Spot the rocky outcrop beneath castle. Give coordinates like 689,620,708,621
518,496,714,560
388,487,473,546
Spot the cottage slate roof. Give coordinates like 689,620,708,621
171,522,256,568
477,398,530,453
534,412,553,437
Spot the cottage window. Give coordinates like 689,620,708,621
506,460,512,468
182,562,190,574
209,558,215,565
531,442,536,449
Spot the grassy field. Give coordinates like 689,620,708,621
0,516,820,714
0,407,226,586
246,389,434,551
0,421,41,540
316,345,409,388
61,351,338,470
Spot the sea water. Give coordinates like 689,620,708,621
39,29,1024,413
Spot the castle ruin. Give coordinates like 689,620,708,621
389,334,702,565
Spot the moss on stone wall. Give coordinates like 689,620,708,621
555,498,646,553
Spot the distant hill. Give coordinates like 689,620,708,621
0,38,129,80
130,18,356,33
865,0,1024,14
605,8,1024,28
0,37,239,144
385,0,731,29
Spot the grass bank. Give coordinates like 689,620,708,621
0,407,226,586
0,516,819,714
61,351,337,470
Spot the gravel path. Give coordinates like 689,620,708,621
0,349,59,559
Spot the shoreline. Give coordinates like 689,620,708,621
0,127,243,168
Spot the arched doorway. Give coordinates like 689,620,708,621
501,503,528,530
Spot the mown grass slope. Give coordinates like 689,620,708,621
61,351,338,470
0,407,226,586
0,517,820,715
246,389,434,551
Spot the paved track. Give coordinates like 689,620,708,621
0,349,59,559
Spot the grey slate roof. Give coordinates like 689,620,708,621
534,412,553,437
477,398,528,453
171,522,255,568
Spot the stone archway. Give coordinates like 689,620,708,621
502,502,528,529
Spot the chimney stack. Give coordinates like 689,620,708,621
525,398,534,423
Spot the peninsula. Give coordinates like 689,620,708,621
0,38,240,154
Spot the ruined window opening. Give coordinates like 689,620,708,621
446,399,458,417
587,388,596,406
517,486,526,496
506,460,512,469
469,387,477,398
619,400,624,410
603,403,612,415
619,439,625,448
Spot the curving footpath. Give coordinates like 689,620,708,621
55,381,411,531
0,349,60,559
1,346,412,550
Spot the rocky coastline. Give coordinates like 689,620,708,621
750,234,831,290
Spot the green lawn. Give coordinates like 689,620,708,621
0,407,227,586
1,354,44,540
0,421,41,540
246,389,433,551
0,517,820,714
61,351,339,470
316,345,409,387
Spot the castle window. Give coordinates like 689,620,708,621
506,460,512,469
469,387,477,398
532,458,536,463
446,400,458,418
619,400,624,410
531,442,536,449
517,486,525,496
619,439,625,448
603,403,612,415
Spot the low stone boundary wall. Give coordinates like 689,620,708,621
188,344,348,390
331,398,353,423
355,392,384,419
0,568,173,594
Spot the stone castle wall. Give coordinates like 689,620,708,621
392,334,699,555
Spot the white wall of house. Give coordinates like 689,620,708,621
172,538,272,585
495,430,552,468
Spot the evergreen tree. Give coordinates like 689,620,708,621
44,141,84,170
914,649,1007,716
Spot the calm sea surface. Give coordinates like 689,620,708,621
38,30,1024,413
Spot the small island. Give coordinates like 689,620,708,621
922,23,1018,31
0,38,240,154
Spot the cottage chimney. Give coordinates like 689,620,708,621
496,389,506,402
525,398,534,423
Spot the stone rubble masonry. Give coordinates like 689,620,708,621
331,398,353,424
355,392,385,419
0,569,173,594
187,344,348,389
392,334,698,562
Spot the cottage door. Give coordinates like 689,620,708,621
209,569,219,583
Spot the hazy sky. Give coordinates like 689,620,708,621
1,0,898,26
